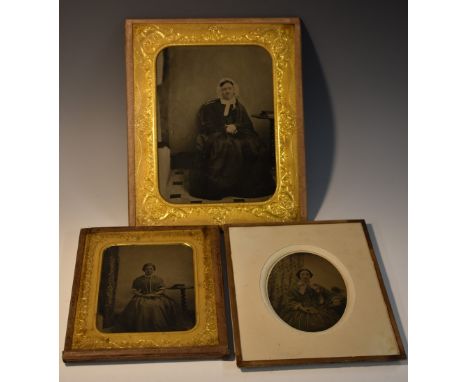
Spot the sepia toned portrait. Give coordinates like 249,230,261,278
156,45,276,204
97,244,195,333
267,252,347,332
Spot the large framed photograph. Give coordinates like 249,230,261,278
126,18,306,226
224,221,406,367
63,226,228,362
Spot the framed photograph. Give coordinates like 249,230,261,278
126,18,306,226
63,226,228,362
224,220,406,367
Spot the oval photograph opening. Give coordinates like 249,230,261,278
267,252,347,332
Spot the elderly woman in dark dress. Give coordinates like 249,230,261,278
189,78,275,200
120,263,178,332
278,269,346,332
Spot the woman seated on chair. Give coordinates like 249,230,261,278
120,263,179,332
188,78,275,200
278,268,347,332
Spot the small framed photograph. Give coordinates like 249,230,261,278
126,18,306,226
63,226,228,362
224,221,406,367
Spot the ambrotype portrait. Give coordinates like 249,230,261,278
268,252,347,332
97,244,195,333
156,45,276,203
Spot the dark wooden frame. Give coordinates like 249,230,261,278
223,220,406,368
63,226,229,363
126,17,306,226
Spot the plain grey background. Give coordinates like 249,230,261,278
60,0,407,381
158,45,273,153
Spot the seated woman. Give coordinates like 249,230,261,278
188,78,275,200
120,263,179,332
278,268,347,332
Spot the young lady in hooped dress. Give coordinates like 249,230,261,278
120,263,178,332
278,268,347,332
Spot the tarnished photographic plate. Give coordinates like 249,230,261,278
63,226,228,362
126,18,306,226
225,220,406,367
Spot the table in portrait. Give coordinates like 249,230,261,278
224,221,406,367
126,18,306,226
62,226,228,362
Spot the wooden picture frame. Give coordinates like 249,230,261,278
126,18,306,226
63,226,228,362
224,220,406,368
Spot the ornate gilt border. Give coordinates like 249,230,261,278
66,228,221,354
127,19,305,226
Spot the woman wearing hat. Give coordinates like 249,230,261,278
189,78,275,200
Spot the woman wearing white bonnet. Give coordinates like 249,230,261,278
188,77,275,200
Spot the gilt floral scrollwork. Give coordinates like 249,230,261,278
132,22,302,225
71,229,219,350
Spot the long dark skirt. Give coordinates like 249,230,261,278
189,132,275,200
120,294,178,332
279,305,342,332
